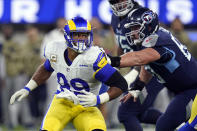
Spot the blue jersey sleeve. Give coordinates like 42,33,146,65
153,46,174,63
44,59,54,72
93,52,116,83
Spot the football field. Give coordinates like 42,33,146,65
64,128,154,131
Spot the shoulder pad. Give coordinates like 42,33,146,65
142,34,159,47
44,41,66,59
83,46,105,65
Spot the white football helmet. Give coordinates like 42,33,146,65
108,0,134,16
64,16,93,53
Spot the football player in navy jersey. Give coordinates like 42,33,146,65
108,0,163,130
108,7,197,131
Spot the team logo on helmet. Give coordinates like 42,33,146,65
141,11,154,24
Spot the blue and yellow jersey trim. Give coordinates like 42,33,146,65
66,19,91,32
44,59,54,72
93,51,116,82
188,94,197,128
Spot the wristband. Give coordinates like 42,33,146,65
99,92,110,104
96,96,101,105
24,87,31,92
25,79,38,91
131,77,146,91
107,55,121,67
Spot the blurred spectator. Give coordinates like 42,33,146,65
40,17,66,59
188,43,197,59
170,17,197,59
22,25,47,126
1,24,30,128
0,42,5,124
170,17,192,47
90,17,118,55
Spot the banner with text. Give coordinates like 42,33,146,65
0,0,197,25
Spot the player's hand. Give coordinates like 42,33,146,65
56,89,79,105
78,90,98,107
10,89,29,104
120,90,141,103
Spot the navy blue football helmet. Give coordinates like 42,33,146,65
64,16,93,53
108,0,134,16
124,8,159,45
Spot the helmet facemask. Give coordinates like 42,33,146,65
125,22,146,45
124,9,159,46
109,0,134,16
64,30,92,53
64,17,93,53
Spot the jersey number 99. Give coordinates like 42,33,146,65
56,72,90,95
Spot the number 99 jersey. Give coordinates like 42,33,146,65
44,40,116,96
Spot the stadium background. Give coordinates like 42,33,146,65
0,0,197,130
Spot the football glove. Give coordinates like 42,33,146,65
120,90,141,103
56,89,79,105
10,88,30,104
128,90,141,102
78,90,109,107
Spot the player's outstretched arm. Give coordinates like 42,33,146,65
10,64,52,104
107,48,161,68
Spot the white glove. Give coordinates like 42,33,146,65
128,90,141,102
120,90,141,103
10,89,30,104
77,90,97,107
56,89,79,105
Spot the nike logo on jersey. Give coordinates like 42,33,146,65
79,65,88,67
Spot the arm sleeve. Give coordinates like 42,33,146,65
153,46,174,63
130,77,145,91
104,71,128,92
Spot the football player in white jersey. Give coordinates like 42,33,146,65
9,16,128,131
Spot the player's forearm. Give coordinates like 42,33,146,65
130,67,152,91
120,48,161,68
95,87,123,106
120,51,148,67
107,86,123,101
31,64,52,87
139,66,152,84
102,71,128,102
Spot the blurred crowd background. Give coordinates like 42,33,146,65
0,0,197,130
